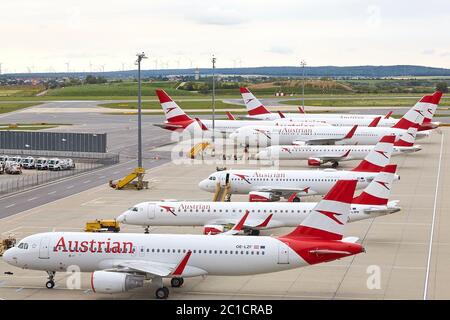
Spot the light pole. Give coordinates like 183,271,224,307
300,59,306,110
136,52,147,169
211,55,216,156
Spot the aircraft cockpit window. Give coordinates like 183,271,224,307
18,243,28,249
131,207,138,212
209,176,216,181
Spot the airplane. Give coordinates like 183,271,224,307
198,135,398,202
229,105,426,147
256,124,420,167
3,179,364,299
240,87,442,131
153,89,330,134
117,165,400,235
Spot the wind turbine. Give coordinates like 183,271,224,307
65,62,70,73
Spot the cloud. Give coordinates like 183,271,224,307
190,7,245,26
422,49,435,55
267,45,294,55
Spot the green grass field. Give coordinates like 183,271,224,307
0,125,58,131
0,102,42,114
0,86,45,97
45,81,199,97
280,97,450,107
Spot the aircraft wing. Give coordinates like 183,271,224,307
256,186,317,197
115,252,207,277
153,123,185,130
309,150,352,162
207,213,275,230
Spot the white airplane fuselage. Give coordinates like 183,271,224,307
257,145,421,161
198,169,390,197
117,200,401,228
230,125,426,147
3,232,332,276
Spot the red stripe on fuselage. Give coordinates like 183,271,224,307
278,236,364,265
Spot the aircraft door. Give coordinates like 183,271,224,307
39,237,50,259
147,203,155,219
277,243,289,264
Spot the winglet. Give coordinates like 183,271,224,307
232,210,250,232
221,210,250,235
195,117,209,131
344,125,358,139
256,214,273,228
226,111,236,120
368,116,381,127
172,250,192,276
298,106,306,114
277,111,285,118
384,111,393,119
287,192,298,202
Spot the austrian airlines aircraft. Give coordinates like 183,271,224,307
153,89,329,134
117,165,400,235
3,179,364,299
240,87,442,131
256,125,420,167
199,135,397,201
229,105,426,147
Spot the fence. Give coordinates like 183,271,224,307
0,150,119,196
0,158,113,196
0,131,107,153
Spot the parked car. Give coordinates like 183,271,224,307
5,161,22,174
47,158,63,171
35,157,49,170
21,156,35,169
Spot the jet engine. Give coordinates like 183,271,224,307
307,158,323,166
248,191,279,202
203,225,225,235
91,271,144,294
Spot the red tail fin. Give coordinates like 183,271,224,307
368,116,381,127
352,164,397,205
282,180,357,240
352,135,395,172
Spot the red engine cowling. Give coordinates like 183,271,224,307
203,225,224,235
248,191,278,202
307,158,323,166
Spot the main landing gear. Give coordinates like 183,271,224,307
45,271,56,289
144,226,150,234
331,161,339,168
153,276,185,299
170,277,184,288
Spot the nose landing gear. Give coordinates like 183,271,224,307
45,271,56,289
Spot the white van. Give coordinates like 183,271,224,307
21,156,36,169
36,157,49,170
47,158,62,171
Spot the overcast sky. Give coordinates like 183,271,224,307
1,0,449,73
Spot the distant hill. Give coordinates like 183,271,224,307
5,65,450,79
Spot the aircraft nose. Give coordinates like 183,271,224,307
256,150,268,160
116,213,126,223
2,248,16,265
198,179,209,191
